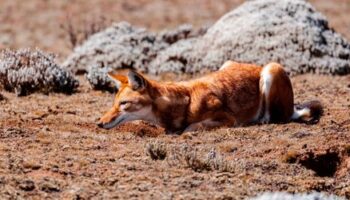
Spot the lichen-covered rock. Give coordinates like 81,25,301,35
85,64,115,92
153,0,350,75
251,192,345,200
0,49,79,96
63,22,165,75
148,38,200,74
63,22,203,74
64,22,206,90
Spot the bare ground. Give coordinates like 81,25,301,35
0,0,350,199
0,74,349,199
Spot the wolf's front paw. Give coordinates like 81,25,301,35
260,113,270,124
183,123,204,133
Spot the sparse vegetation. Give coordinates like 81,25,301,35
182,148,211,172
0,49,79,96
145,140,167,160
163,145,235,173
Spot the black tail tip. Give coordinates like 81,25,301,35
297,100,324,124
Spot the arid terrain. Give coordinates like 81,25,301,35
0,0,350,199
0,74,349,199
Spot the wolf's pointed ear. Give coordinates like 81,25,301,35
127,70,147,91
107,72,128,89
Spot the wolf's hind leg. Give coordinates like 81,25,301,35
259,62,294,124
184,120,221,133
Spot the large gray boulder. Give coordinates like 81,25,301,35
152,0,350,75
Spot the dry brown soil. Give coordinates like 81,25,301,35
0,74,349,199
0,0,350,199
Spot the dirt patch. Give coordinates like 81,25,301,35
115,122,165,138
298,151,341,177
286,150,342,177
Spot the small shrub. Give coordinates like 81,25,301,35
169,145,234,173
145,140,167,160
0,49,79,96
146,143,235,173
85,65,114,92
183,150,211,172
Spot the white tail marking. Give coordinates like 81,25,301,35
258,64,274,123
291,107,310,120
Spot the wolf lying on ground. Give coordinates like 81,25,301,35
98,61,323,133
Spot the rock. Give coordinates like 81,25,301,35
63,22,205,90
63,22,166,75
153,0,350,75
0,49,79,96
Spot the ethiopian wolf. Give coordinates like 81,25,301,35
98,61,322,133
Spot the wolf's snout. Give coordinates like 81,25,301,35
97,122,104,128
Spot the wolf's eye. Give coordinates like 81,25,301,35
119,101,130,105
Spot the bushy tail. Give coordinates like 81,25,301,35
291,100,323,124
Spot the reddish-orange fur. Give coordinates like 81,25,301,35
98,61,321,133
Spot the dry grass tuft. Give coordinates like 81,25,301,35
145,140,167,160
182,150,211,172
61,15,111,49
167,145,235,173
